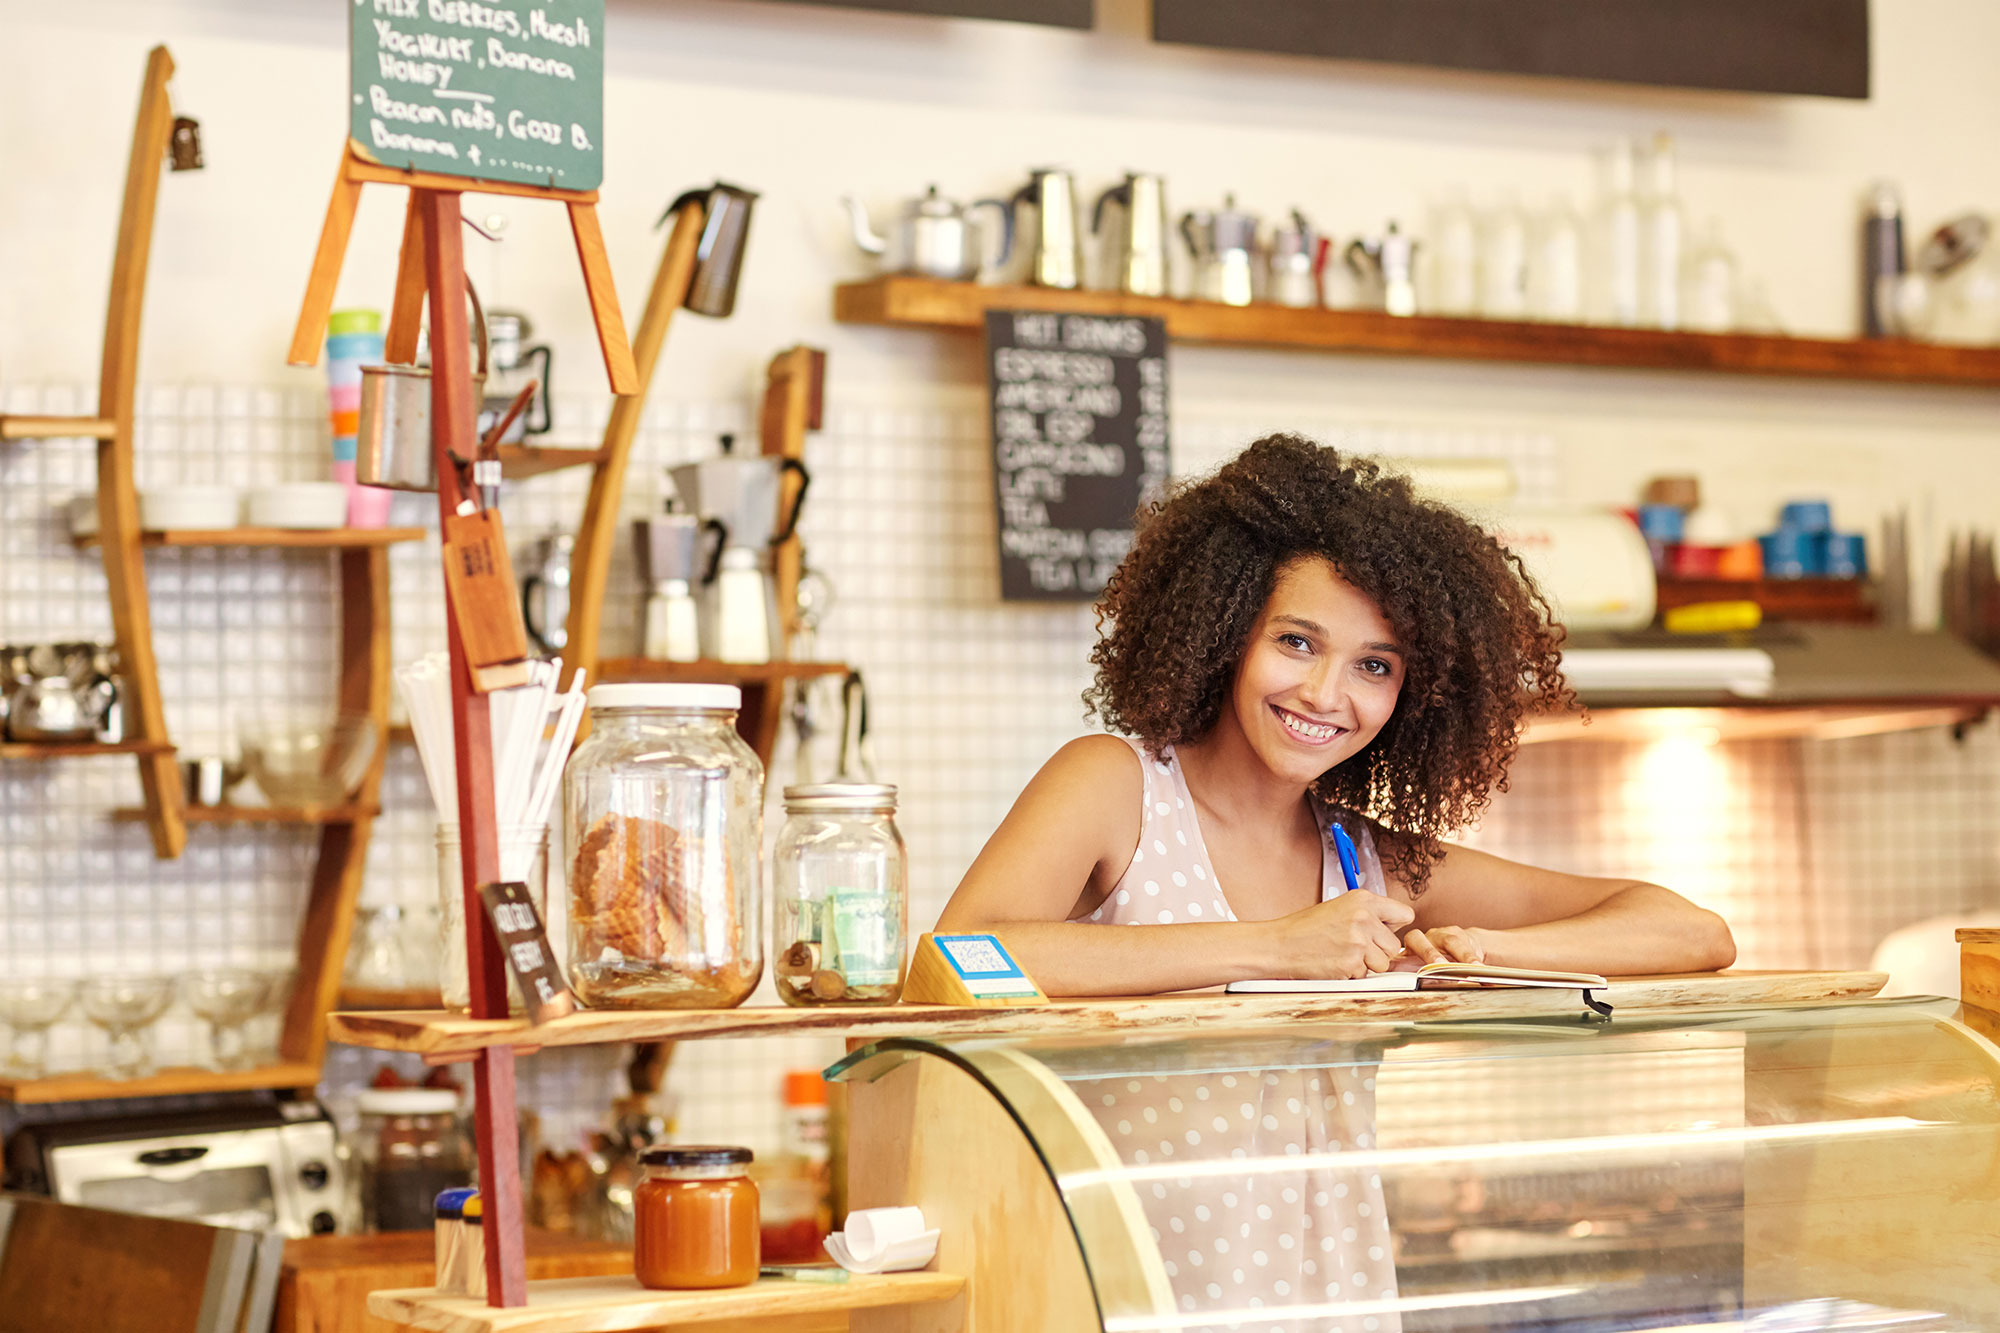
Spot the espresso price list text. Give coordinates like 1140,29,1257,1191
985,310,1168,602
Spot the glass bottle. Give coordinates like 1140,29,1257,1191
564,683,765,1009
1531,195,1586,322
1642,132,1685,330
772,783,908,1006
1478,193,1530,319
1428,189,1478,317
1594,138,1643,327
354,1088,473,1233
1683,218,1740,334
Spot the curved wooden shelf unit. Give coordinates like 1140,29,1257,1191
0,1059,322,1105
370,1272,965,1333
110,804,378,825
0,738,173,760
75,526,426,549
330,970,1887,1057
837,275,2000,387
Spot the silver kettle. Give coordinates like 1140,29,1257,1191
1264,209,1323,310
844,185,1010,282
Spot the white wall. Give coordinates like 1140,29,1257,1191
5,0,1999,548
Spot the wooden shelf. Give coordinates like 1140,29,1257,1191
497,444,609,479
76,526,426,549
337,985,444,1011
110,804,377,825
0,1059,322,1105
1524,702,1989,746
594,658,851,685
331,970,1885,1058
0,738,173,760
0,414,116,440
369,1272,965,1333
835,275,2000,388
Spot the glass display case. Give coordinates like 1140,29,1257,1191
832,997,2000,1333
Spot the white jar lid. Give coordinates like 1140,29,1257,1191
356,1087,462,1116
586,683,742,712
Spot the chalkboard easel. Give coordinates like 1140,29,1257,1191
286,154,635,1314
287,147,637,394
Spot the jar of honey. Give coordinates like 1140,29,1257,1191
634,1146,760,1289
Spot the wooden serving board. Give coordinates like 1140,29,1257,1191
367,1272,962,1333
330,971,1888,1057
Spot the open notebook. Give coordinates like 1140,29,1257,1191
1226,962,1610,994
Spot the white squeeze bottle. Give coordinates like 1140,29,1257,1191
1531,195,1585,322
1431,189,1479,316
1643,132,1685,330
1479,192,1530,319
1595,138,1643,327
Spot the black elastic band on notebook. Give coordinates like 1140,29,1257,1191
1581,989,1614,1022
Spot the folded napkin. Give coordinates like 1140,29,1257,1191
823,1205,940,1274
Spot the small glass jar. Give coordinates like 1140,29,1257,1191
353,1088,473,1233
773,783,907,1006
437,822,549,1013
564,684,764,1009
633,1146,760,1289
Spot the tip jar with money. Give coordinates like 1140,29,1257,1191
564,684,764,1009
772,783,908,1006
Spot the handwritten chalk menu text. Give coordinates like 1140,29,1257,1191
350,0,605,191
986,310,1168,601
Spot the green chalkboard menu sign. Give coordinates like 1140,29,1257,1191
985,309,1169,602
350,0,605,190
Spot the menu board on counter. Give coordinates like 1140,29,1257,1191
350,0,605,190
985,309,1168,602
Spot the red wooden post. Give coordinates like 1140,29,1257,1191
417,186,529,1307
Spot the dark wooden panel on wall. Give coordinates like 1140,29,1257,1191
748,0,1092,28
1152,0,1870,99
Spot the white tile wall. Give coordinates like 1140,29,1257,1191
4,377,1998,1156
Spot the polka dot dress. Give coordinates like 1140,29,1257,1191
1075,739,1400,1332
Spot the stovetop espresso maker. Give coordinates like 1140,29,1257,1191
667,436,810,663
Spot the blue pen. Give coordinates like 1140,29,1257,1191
1330,822,1362,895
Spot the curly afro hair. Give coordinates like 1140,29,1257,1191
1084,434,1573,893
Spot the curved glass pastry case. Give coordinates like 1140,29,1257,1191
831,997,2000,1333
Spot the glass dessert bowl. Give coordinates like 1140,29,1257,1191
79,975,175,1079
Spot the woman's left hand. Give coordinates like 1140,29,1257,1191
1402,925,1487,965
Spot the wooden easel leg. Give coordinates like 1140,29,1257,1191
418,185,527,1309
567,200,638,394
560,201,708,694
386,192,429,366
288,152,364,367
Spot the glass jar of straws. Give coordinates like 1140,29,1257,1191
564,684,764,1009
395,652,587,1015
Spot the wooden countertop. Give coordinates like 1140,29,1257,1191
330,970,1886,1057
277,1229,631,1333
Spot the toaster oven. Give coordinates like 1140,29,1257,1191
3,1100,346,1238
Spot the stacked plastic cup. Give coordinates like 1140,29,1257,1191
327,310,393,528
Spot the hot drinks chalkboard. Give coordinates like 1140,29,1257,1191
985,309,1168,602
350,0,605,190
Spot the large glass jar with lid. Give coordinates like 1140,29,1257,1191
772,783,907,1006
564,683,764,1009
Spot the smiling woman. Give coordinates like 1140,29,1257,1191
936,434,1735,997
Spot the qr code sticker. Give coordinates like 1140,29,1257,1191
944,937,1009,974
